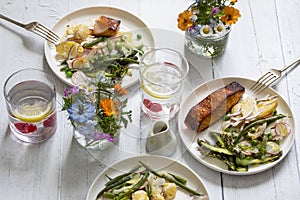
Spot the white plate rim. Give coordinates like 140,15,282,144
44,6,153,88
178,76,296,175
86,154,210,200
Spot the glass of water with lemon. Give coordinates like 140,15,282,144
139,48,189,120
3,68,57,143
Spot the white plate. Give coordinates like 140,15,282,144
86,155,209,200
178,77,295,175
44,6,154,88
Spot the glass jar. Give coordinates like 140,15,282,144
185,28,231,58
72,90,122,150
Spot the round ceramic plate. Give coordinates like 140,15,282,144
44,6,154,88
86,155,209,200
178,77,295,175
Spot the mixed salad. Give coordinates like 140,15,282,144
96,161,203,200
55,19,145,85
197,94,291,172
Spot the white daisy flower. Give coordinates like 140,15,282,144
199,25,213,37
214,23,230,37
215,23,225,33
84,84,97,95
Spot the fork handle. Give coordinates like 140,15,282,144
0,14,25,28
281,57,300,72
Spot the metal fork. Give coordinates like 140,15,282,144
250,57,300,94
0,14,59,45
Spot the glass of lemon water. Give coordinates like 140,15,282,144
139,48,189,120
3,68,57,143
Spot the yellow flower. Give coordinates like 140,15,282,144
177,10,193,31
221,6,241,25
100,98,117,117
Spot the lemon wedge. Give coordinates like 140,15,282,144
141,84,172,99
13,102,53,123
56,41,83,59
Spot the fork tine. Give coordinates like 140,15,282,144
0,14,60,44
253,82,270,95
252,83,268,95
36,23,60,41
251,73,278,95
250,71,272,92
32,23,59,44
32,29,58,44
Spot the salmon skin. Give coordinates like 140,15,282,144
184,81,245,133
93,16,121,37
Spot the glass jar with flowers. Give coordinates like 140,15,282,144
177,0,241,58
62,73,131,150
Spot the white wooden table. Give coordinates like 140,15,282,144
1,0,299,199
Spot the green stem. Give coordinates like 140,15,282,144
167,172,187,185
83,37,104,48
197,139,234,155
96,175,133,199
105,164,141,186
233,114,286,144
139,161,202,196
116,171,150,200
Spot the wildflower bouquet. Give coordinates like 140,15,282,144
62,73,131,149
178,0,241,57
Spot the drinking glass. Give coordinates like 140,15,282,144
139,48,189,120
3,68,57,143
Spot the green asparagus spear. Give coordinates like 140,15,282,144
147,183,152,200
197,139,234,155
236,151,283,166
208,150,237,171
167,172,188,185
233,114,286,144
139,161,203,196
209,132,227,148
83,37,105,48
103,191,116,198
105,164,141,186
96,174,133,199
116,171,150,200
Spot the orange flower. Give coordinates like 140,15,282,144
100,98,117,117
221,6,241,25
231,0,238,3
114,84,128,96
177,10,193,31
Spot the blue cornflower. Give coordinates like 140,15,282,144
209,19,217,28
188,25,200,37
77,121,96,140
67,99,95,123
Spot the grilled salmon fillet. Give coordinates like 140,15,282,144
185,81,245,132
92,16,121,37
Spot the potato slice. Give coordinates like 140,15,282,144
257,98,278,118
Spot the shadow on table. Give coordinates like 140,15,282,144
0,21,44,53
